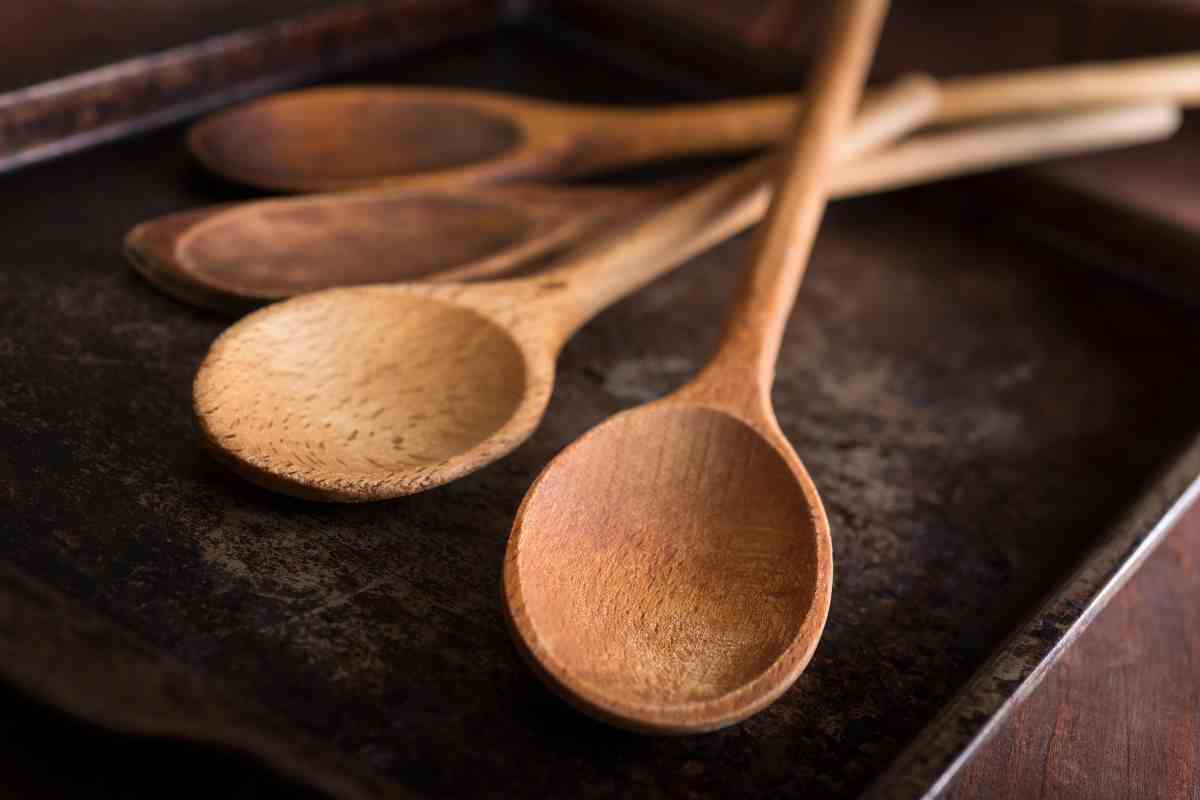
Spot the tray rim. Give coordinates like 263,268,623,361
0,0,503,177
867,438,1200,799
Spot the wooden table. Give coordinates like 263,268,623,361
947,499,1200,799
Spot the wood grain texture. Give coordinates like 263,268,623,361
946,499,1200,800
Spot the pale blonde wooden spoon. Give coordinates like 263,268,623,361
188,51,1200,192
193,73,935,501
131,99,1178,315
503,0,888,734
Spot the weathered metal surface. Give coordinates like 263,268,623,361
2,28,1200,799
0,0,501,175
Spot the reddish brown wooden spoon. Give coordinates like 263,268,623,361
504,0,888,734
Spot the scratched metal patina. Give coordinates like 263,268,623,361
2,29,1200,800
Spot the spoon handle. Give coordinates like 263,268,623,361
557,94,795,177
540,72,933,339
556,50,1200,178
836,101,1180,198
937,51,1200,124
694,0,888,399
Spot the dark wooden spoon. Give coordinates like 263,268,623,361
124,181,688,315
188,84,795,193
187,52,1200,193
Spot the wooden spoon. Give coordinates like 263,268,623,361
502,0,887,734
124,180,692,315
188,51,1200,192
192,72,932,501
131,101,1178,315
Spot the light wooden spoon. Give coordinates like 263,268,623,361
193,73,933,501
503,0,887,734
131,100,1178,315
187,51,1200,192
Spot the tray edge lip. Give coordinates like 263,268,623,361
0,0,504,176
864,432,1200,800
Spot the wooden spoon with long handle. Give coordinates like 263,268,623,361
131,100,1177,315
125,180,693,315
504,0,887,734
188,51,1200,192
193,71,928,501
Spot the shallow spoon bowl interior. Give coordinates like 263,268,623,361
504,396,829,731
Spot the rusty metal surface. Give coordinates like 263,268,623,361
0,0,501,176
2,28,1200,799
0,0,344,92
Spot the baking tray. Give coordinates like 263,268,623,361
2,18,1200,800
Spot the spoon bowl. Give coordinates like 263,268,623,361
504,402,830,732
194,281,559,499
190,88,525,191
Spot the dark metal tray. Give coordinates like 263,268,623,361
2,20,1199,800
